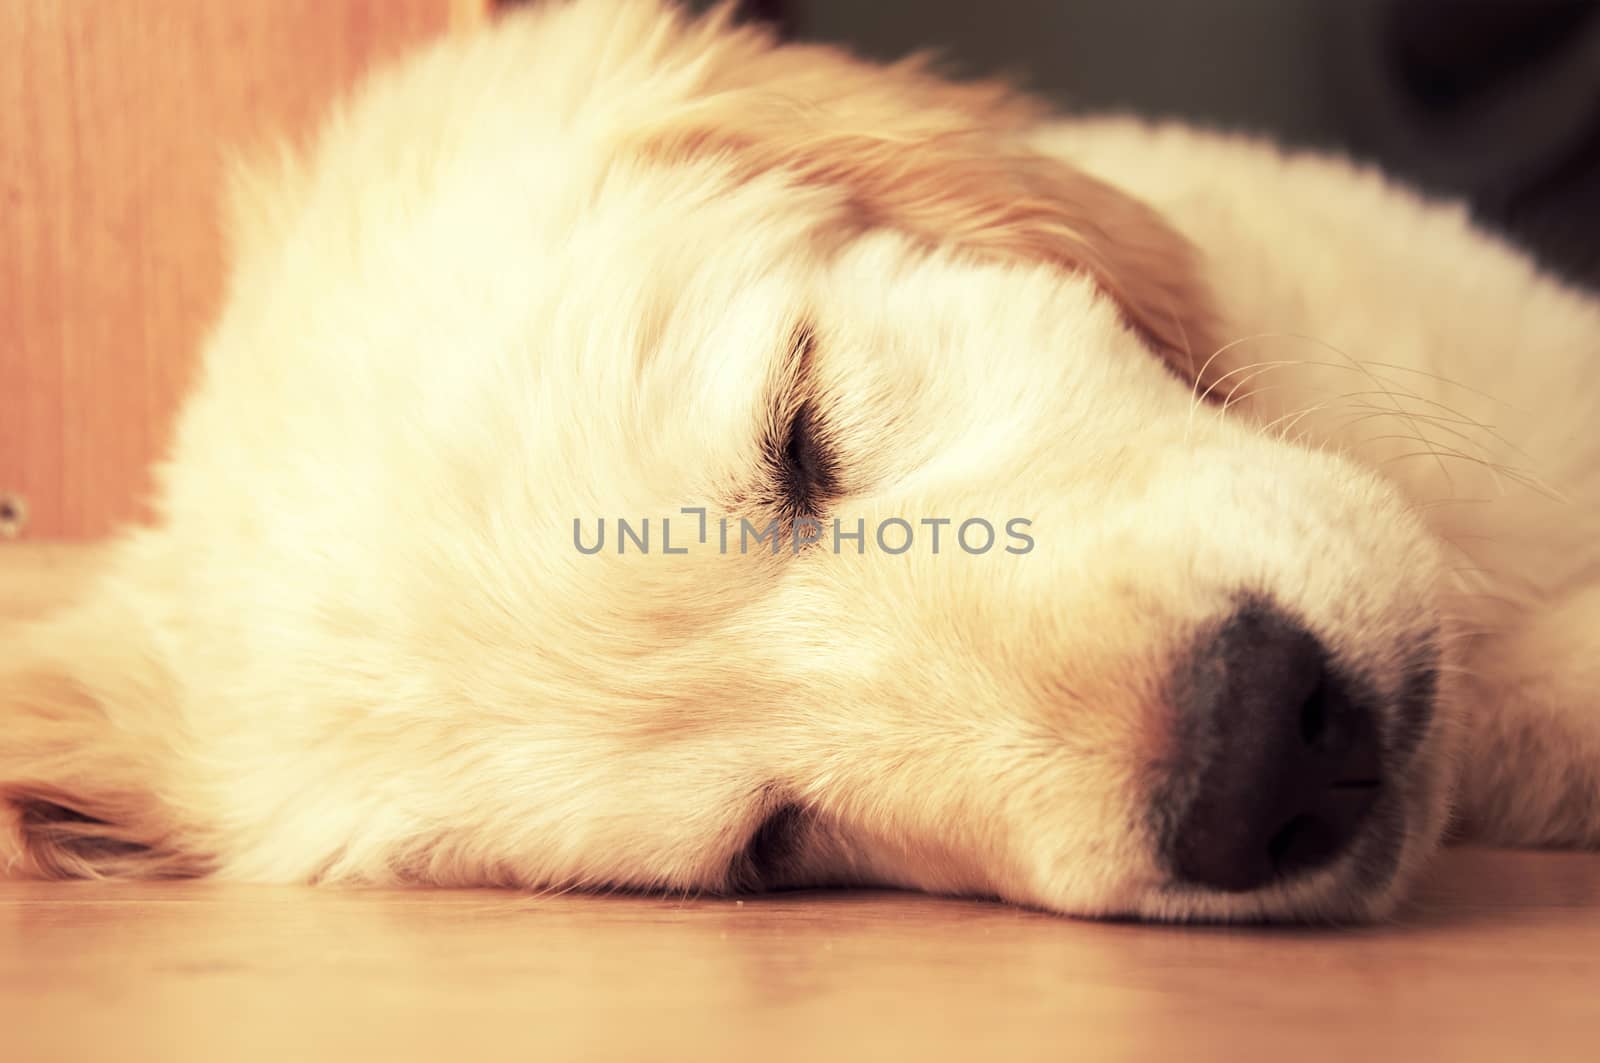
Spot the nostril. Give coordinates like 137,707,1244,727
1166,603,1385,894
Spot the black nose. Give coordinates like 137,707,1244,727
1168,605,1382,893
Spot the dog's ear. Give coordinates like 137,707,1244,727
636,15,1220,386
2,607,207,879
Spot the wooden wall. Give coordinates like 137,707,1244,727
0,1,485,540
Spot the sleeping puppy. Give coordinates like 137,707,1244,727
4,0,1598,922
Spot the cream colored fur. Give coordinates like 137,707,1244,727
3,0,1597,921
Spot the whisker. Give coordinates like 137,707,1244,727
1376,446,1561,500
1335,408,1499,461
1222,381,1297,412
1261,401,1336,441
1415,497,1496,511
1196,356,1297,407
1336,394,1534,465
1180,333,1562,506
1353,358,1533,416
1218,362,1293,407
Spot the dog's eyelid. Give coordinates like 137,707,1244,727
764,319,840,521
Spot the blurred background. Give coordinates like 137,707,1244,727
4,0,1598,540
707,0,1600,290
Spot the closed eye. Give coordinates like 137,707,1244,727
775,398,838,519
761,322,839,524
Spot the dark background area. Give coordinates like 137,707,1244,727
702,0,1600,290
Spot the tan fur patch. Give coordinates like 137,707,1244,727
633,16,1220,384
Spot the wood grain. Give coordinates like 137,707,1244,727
0,1,486,541
0,850,1596,1063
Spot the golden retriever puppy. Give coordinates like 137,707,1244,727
4,0,1598,922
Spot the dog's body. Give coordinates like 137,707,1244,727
4,0,1598,921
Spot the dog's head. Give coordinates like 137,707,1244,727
4,0,1461,921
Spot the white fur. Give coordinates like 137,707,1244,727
3,0,1596,921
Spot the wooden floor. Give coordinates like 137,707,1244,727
4,545,1600,1060
0,850,1596,1062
